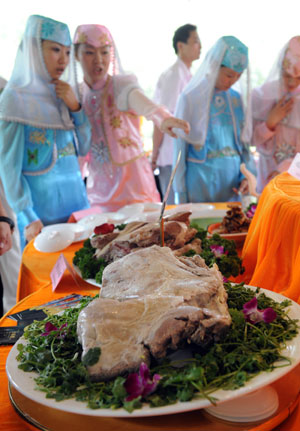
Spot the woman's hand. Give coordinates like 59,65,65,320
266,96,294,131
233,179,249,196
52,79,81,112
0,222,12,255
238,178,249,195
25,220,44,243
161,117,190,138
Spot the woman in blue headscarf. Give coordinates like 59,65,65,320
173,35,254,203
0,15,91,249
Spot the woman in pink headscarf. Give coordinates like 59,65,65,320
73,24,189,211
252,36,300,192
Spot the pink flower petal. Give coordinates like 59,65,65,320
210,245,225,257
142,373,161,397
124,373,143,401
124,363,161,401
139,362,150,383
243,297,276,324
41,322,58,336
262,308,277,323
243,297,258,313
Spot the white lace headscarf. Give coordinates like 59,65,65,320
252,36,300,129
0,15,78,129
174,35,251,148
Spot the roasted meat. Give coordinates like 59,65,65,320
77,245,231,381
90,211,197,262
219,204,251,233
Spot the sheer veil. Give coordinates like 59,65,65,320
174,36,252,148
0,15,77,129
252,36,300,130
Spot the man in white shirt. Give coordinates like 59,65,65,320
152,24,201,204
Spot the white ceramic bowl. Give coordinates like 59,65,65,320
42,223,85,240
34,228,75,253
101,212,127,224
77,214,108,236
118,203,145,218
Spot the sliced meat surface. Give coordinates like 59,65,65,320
100,245,225,309
77,294,230,381
92,212,197,262
77,246,231,381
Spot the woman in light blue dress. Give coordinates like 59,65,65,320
173,36,255,203
0,15,91,249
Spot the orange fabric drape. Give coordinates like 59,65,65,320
241,172,300,302
17,241,86,301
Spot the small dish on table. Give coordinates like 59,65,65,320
207,222,247,247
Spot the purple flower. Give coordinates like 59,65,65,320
124,362,161,401
210,244,228,257
243,297,277,324
246,204,257,219
41,322,67,337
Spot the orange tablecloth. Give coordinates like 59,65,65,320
17,241,86,301
2,201,300,430
241,172,300,303
2,267,300,430
0,279,99,431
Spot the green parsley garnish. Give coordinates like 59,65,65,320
73,239,108,283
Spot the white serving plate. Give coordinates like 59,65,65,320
34,228,75,253
6,287,300,418
42,223,87,242
72,264,101,288
77,214,108,237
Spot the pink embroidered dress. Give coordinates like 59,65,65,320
74,25,166,211
252,36,300,192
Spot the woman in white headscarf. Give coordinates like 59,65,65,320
252,36,300,193
173,35,254,203
0,15,91,249
73,24,190,212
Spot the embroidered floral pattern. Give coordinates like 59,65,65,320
91,141,110,164
214,95,225,108
41,21,55,38
98,34,111,46
76,32,88,44
58,142,76,158
29,130,51,146
207,146,239,159
274,141,296,164
27,149,38,165
232,96,240,107
119,137,135,148
110,116,122,129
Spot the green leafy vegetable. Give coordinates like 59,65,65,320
82,347,101,367
73,239,108,283
188,225,244,278
16,284,298,412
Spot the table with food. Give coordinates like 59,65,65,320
1,200,300,431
